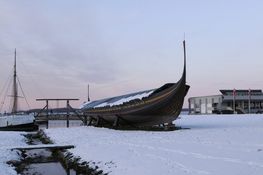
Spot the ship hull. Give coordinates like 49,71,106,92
85,84,189,127
0,122,38,131
82,40,189,128
0,114,38,131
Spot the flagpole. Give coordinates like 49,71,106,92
248,89,251,114
233,89,236,114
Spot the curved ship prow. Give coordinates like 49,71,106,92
81,40,190,129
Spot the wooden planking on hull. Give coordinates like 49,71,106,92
81,40,189,127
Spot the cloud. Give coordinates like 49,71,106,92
0,1,123,111
0,0,120,83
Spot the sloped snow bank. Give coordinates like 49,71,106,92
45,114,263,175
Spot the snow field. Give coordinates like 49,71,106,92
45,114,263,175
0,131,27,175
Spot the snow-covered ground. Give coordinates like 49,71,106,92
1,115,262,175
0,131,26,175
45,114,263,175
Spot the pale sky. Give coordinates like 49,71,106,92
0,0,263,111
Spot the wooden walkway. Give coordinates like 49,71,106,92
11,144,75,151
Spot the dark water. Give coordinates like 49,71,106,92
39,120,83,129
22,121,97,175
22,148,78,175
23,162,76,175
20,132,82,175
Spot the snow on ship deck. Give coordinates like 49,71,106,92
81,89,155,109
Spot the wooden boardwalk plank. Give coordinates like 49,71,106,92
11,144,75,151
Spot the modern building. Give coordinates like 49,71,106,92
188,89,263,114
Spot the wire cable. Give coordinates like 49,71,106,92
0,71,12,99
17,76,31,110
0,77,12,112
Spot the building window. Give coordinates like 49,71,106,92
244,102,248,109
212,103,218,108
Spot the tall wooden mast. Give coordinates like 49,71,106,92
11,49,18,114
183,40,186,80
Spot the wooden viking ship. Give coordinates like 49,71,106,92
81,41,190,127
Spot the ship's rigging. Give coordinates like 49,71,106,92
0,49,30,113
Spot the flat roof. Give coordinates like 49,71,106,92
220,89,262,93
188,95,222,100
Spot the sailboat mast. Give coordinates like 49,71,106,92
11,49,18,114
88,84,90,102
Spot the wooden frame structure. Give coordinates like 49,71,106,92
35,98,82,128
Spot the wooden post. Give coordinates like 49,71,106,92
113,116,119,127
46,100,49,129
66,100,69,128
84,115,87,126
66,168,70,175
87,117,93,126
95,116,100,126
